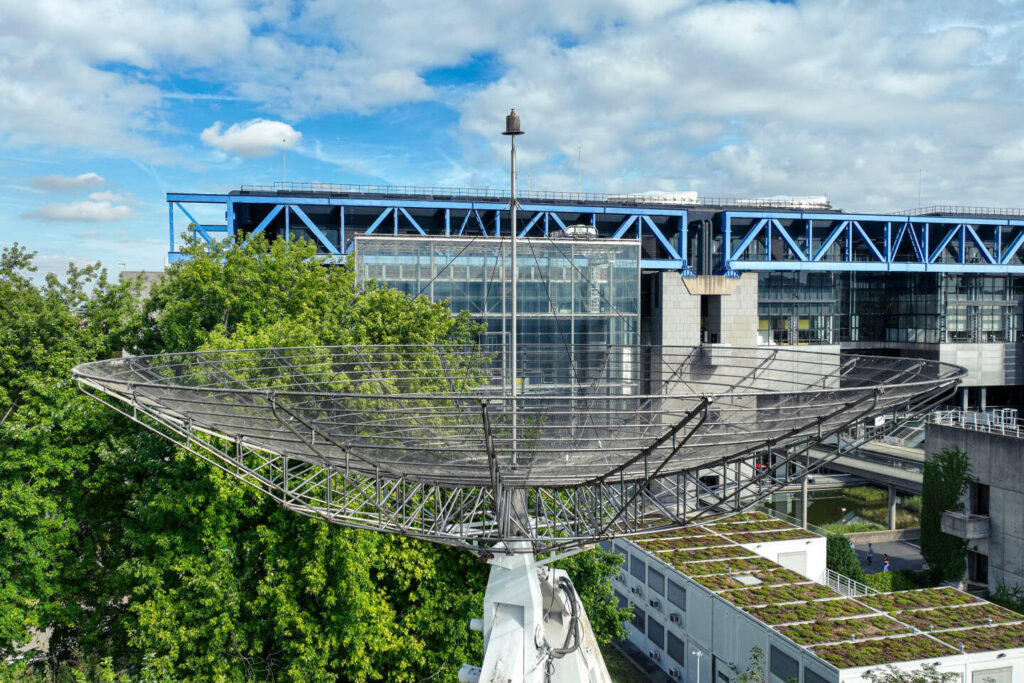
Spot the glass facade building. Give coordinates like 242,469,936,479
756,272,1024,346
355,236,641,391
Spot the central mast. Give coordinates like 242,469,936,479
503,109,524,466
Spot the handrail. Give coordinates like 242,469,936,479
237,181,833,210
753,505,879,597
929,409,1024,439
824,567,879,597
893,205,1024,218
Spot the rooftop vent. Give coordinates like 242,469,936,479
734,574,763,587
564,224,597,238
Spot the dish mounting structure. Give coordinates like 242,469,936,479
74,343,962,682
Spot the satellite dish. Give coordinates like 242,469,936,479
73,343,961,555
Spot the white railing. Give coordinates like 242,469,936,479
893,205,1024,218
824,568,878,597
237,181,832,210
929,409,1024,439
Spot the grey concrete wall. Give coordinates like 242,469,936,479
651,272,701,347
938,343,1024,387
926,423,1024,592
705,272,759,346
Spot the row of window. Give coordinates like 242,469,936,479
614,542,839,683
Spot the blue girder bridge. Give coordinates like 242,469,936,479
167,184,1024,275
721,211,1024,275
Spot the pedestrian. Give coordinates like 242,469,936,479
849,538,855,552
882,553,890,573
866,543,874,566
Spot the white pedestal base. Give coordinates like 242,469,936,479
461,546,612,683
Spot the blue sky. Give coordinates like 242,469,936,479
1,0,1023,276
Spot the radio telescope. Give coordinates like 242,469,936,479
74,343,962,682
72,106,964,683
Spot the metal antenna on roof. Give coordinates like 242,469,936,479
503,109,524,466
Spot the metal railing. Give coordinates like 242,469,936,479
754,506,878,596
893,205,1024,218
238,182,832,210
824,567,879,597
929,409,1024,439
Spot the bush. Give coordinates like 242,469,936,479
846,486,889,503
863,569,935,592
987,581,1024,616
821,521,885,535
826,533,866,583
920,448,972,582
902,495,923,515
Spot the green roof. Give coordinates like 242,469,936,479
632,512,1024,669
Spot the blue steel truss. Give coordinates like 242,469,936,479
167,192,1024,276
719,211,1024,275
168,192,693,274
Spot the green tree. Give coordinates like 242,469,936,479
736,645,766,683
2,235,631,679
552,549,629,645
5,233,629,680
826,533,865,583
864,663,961,682
0,244,139,656
920,447,972,582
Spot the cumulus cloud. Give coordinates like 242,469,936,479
86,190,136,204
3,1,1024,209
30,172,108,191
200,119,302,158
454,1,1024,209
23,197,139,222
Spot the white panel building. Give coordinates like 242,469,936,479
608,512,1024,683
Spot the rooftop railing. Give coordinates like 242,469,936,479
824,567,879,597
894,205,1024,218
237,182,832,210
929,409,1024,439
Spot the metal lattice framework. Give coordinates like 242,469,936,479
73,344,963,555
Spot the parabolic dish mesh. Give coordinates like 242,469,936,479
73,344,963,488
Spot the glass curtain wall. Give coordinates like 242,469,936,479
355,236,641,393
942,275,1024,343
757,272,839,345
837,273,1023,344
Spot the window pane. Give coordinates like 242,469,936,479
630,556,646,582
805,669,830,683
770,646,799,682
668,581,686,610
647,616,665,650
666,632,686,665
631,606,646,634
648,568,665,596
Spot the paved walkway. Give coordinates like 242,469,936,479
853,540,925,574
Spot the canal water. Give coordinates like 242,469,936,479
765,486,919,529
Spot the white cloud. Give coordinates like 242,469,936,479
87,190,136,204
30,172,108,191
2,0,1024,210
23,199,138,222
200,119,302,158
453,0,1024,209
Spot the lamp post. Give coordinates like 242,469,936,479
503,109,523,465
692,649,703,683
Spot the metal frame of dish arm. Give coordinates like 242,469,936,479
75,375,955,557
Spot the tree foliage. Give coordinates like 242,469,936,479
735,645,766,683
920,447,972,583
825,533,865,583
1,236,629,681
864,663,961,682
0,244,139,654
